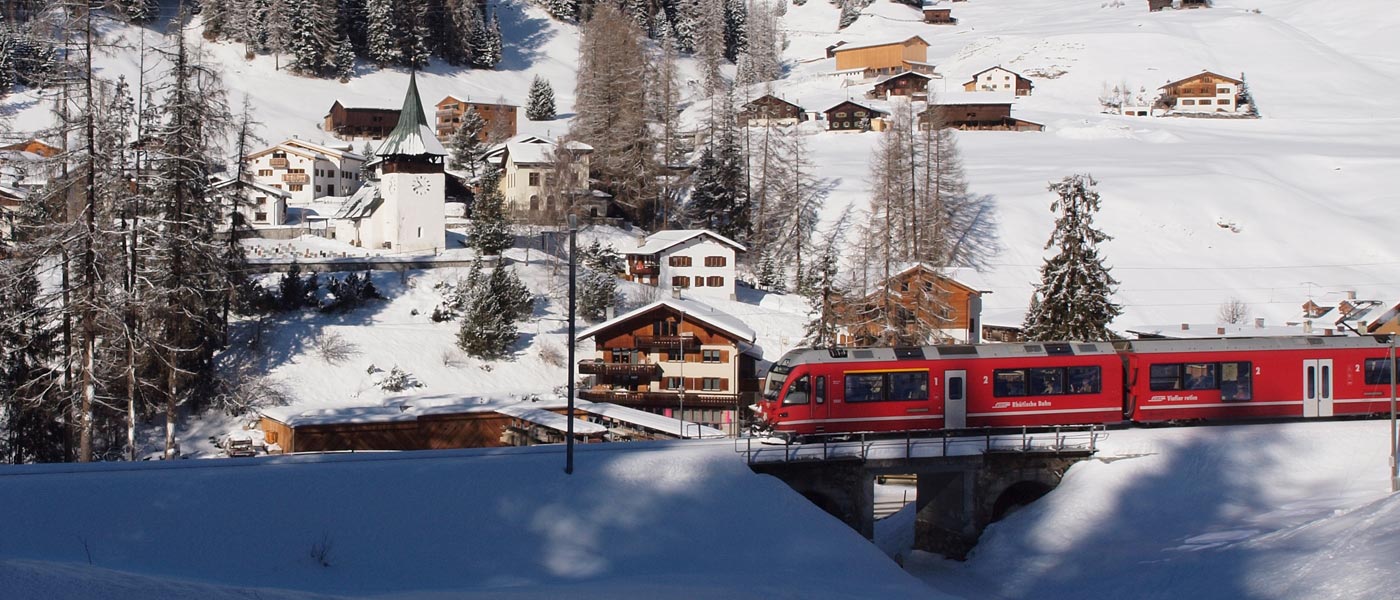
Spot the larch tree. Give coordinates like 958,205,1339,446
1022,174,1122,342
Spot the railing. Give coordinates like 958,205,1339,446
634,335,698,349
269,157,289,168
577,362,662,377
579,389,741,408
435,108,460,119
631,262,659,275
735,425,1104,464
283,173,310,184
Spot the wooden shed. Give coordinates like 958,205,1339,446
323,101,401,140
922,8,956,24
825,100,887,131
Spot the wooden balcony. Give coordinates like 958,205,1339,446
631,261,659,276
283,173,310,184
269,157,289,168
578,389,741,409
634,335,698,349
577,361,662,378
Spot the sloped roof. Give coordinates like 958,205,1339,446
495,404,607,435
964,65,1030,84
628,229,747,254
377,72,448,158
577,299,757,344
209,177,292,199
831,35,930,54
824,100,888,115
575,400,726,438
1159,70,1244,90
332,182,383,220
874,71,934,86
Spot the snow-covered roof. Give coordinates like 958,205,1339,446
627,229,747,255
577,298,757,344
965,65,1029,82
261,406,414,427
496,404,607,435
576,401,727,439
873,71,934,86
932,90,1018,105
333,182,382,220
830,35,930,54
377,72,448,158
209,177,292,199
1125,323,1346,339
1159,70,1243,90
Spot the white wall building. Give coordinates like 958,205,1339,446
210,178,291,227
625,230,746,301
246,138,365,206
497,137,594,219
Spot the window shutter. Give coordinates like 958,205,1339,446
719,350,729,362
721,379,730,391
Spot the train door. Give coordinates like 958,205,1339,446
944,370,967,428
1302,359,1335,418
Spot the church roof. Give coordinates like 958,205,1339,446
377,72,448,158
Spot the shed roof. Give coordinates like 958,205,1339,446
1159,70,1244,90
496,404,607,435
576,401,727,439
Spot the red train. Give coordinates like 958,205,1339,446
754,336,1400,437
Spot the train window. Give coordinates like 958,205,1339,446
993,370,1027,397
889,372,929,400
1184,363,1217,390
815,376,826,404
1067,366,1102,394
1219,362,1252,401
1150,364,1183,390
845,373,886,403
1364,358,1400,385
782,375,811,405
1030,368,1064,395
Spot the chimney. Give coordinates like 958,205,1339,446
1303,321,1313,334
1324,328,1334,336
1347,290,1357,300
1181,323,1190,331
1216,327,1226,335
1255,318,1265,328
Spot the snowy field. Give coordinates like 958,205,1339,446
2,419,1397,598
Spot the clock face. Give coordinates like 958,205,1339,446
412,179,428,195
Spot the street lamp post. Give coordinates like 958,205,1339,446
565,214,578,475
679,308,686,439
1390,335,1397,492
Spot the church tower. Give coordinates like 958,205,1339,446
375,72,446,254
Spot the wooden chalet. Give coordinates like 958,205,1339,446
1147,0,1172,10
832,36,931,77
737,95,806,126
825,100,888,131
434,96,519,142
1158,71,1243,113
921,100,1044,131
871,71,934,100
833,264,986,346
323,101,400,140
963,66,1034,96
922,7,956,24
576,299,760,435
0,139,60,158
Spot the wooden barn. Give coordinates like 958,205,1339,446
825,100,888,131
323,101,400,140
922,7,956,24
922,97,1044,131
737,95,806,126
1147,0,1172,10
832,36,931,77
871,71,935,99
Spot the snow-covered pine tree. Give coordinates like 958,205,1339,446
469,168,513,255
577,267,618,321
696,0,725,94
449,106,485,175
468,11,502,69
723,0,748,62
0,27,14,96
437,0,481,66
0,256,65,464
364,0,403,66
526,75,556,120
456,263,534,359
286,0,336,77
332,35,356,81
1022,174,1122,342
403,0,433,69
541,0,580,23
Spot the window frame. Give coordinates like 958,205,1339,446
843,370,928,403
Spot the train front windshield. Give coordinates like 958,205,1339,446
762,354,798,401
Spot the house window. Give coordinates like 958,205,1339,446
1217,87,1231,94
664,377,683,390
855,111,867,117
258,169,273,176
671,276,690,287
1182,99,1196,105
702,349,721,363
694,277,706,287
653,319,678,336
704,256,727,267
256,196,267,205
707,276,723,287
289,184,304,191
314,185,321,193
835,112,847,118
701,377,722,391
669,256,693,267
529,172,540,186
417,227,422,238
254,211,267,222
1198,99,1212,105
613,349,638,364
666,348,683,362
1218,98,1232,105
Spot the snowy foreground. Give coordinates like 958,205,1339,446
2,420,1397,599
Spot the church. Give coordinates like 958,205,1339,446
333,73,447,254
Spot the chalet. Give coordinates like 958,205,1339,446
737,95,806,127
0,139,60,158
322,101,400,139
624,229,745,301
497,136,598,221
1158,71,1243,114
245,138,365,205
210,177,292,227
832,36,931,78
921,95,1044,131
576,299,760,435
825,100,887,131
963,66,1034,96
922,7,956,24
870,71,935,100
332,73,447,254
833,264,987,346
1147,0,1172,10
434,96,519,142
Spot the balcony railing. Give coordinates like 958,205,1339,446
634,335,698,349
577,361,662,378
579,389,741,408
435,108,460,119
631,262,659,276
283,173,310,184
269,157,289,168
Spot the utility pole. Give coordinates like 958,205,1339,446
565,214,578,474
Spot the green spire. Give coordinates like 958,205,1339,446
378,71,447,157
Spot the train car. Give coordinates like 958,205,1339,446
755,342,1124,437
1122,336,1399,422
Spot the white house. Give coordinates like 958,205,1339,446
624,230,746,301
497,137,595,221
210,177,292,227
962,66,1034,96
332,73,447,254
246,138,366,206
1159,71,1243,114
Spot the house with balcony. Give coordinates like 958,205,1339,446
624,229,745,301
496,136,599,222
434,96,518,142
246,138,366,206
210,177,291,227
323,101,400,139
832,263,988,346
737,95,806,127
962,66,1034,96
576,299,760,436
1158,71,1243,114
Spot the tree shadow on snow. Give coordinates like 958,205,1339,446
493,2,555,72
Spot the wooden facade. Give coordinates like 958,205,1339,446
1147,0,1172,10
323,101,400,139
871,72,932,99
259,411,513,453
0,139,60,158
922,8,956,24
737,95,806,126
921,103,1044,131
825,101,886,131
834,264,984,346
832,36,930,77
435,96,519,142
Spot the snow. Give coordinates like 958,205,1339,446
495,403,607,435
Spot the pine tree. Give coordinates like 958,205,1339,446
696,0,725,94
1022,174,1122,342
364,0,403,66
578,268,618,321
469,168,513,255
449,106,485,175
526,75,556,121
457,262,534,359
332,35,356,81
403,0,433,69
801,207,852,347
722,0,748,62
542,0,579,22
468,11,502,69
286,0,336,77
